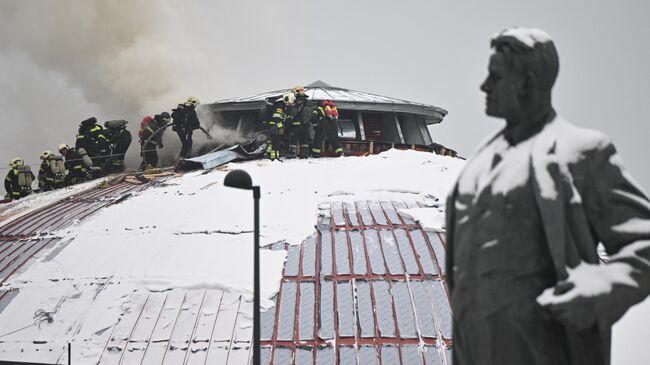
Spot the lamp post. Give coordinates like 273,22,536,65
223,169,261,365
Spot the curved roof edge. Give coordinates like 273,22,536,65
209,81,449,124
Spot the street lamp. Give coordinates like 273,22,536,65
223,169,261,365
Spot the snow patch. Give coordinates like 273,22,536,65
492,27,553,48
481,239,498,250
0,180,99,226
537,261,639,306
610,240,650,268
457,116,612,201
458,135,533,199
611,154,649,197
612,218,650,235
397,208,446,232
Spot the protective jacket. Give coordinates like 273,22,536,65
105,123,132,173
140,116,167,168
5,166,34,200
171,104,199,132
285,96,313,158
446,116,650,365
264,100,288,160
311,104,343,157
63,148,89,185
76,118,109,164
172,104,200,158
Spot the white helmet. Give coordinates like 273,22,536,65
185,96,200,107
292,85,305,95
58,143,69,152
10,157,24,168
40,150,54,160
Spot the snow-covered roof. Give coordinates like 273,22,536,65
260,199,452,364
0,150,465,364
211,81,448,124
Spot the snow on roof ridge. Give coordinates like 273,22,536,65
492,27,553,48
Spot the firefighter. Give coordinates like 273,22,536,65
59,144,90,185
38,151,66,191
75,117,109,175
171,96,200,159
263,92,294,160
285,86,312,159
4,158,35,200
311,100,344,157
140,112,170,169
104,120,132,173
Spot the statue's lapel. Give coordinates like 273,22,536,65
530,133,569,281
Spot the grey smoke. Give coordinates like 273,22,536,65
0,0,228,168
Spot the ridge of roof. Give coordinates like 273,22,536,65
305,80,332,88
213,83,442,110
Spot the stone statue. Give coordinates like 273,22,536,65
445,27,650,365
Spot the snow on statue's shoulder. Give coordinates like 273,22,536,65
537,116,610,164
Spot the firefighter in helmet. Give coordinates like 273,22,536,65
4,158,35,200
38,150,66,191
264,91,294,160
140,112,170,169
285,85,312,159
311,100,344,157
104,120,132,173
75,117,109,176
59,143,90,185
171,96,201,159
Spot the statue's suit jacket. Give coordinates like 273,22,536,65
446,116,650,365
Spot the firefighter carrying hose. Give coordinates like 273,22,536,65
38,151,66,191
140,112,170,169
4,158,35,200
311,100,344,157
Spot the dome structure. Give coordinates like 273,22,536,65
207,81,456,156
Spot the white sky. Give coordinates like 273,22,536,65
0,1,649,362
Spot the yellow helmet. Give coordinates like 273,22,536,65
10,158,24,168
40,151,54,160
186,96,200,107
292,85,305,95
58,143,69,152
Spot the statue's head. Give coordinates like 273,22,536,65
480,27,559,120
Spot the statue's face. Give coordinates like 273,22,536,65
480,52,524,119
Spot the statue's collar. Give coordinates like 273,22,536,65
504,109,557,146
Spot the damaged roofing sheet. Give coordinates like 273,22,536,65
176,140,267,172
261,199,453,365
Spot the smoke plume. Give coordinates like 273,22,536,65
0,0,224,168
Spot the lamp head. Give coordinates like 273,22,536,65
224,169,253,190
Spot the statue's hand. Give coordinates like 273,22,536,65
538,281,601,331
